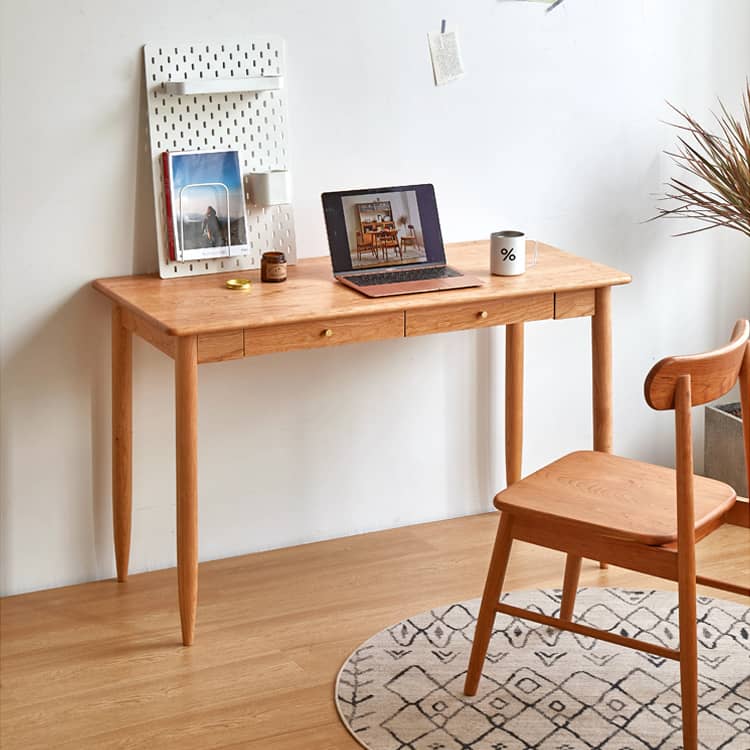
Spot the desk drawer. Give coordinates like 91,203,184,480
405,294,554,337
244,311,404,356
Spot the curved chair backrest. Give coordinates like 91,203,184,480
644,320,750,537
644,320,750,410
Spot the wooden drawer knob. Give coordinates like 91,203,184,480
478,311,489,320
323,328,333,338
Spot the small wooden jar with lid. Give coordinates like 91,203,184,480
261,251,287,283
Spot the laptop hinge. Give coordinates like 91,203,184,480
337,262,445,277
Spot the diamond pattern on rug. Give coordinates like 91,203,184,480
335,589,750,749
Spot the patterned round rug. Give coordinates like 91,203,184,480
335,589,750,749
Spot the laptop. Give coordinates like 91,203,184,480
321,183,482,298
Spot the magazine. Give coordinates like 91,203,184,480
162,149,249,261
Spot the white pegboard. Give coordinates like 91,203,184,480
143,38,296,278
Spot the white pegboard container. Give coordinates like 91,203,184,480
143,38,296,278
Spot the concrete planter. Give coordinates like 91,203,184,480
704,403,747,496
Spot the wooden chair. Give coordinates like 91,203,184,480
377,230,401,261
400,224,419,254
356,231,378,261
464,320,750,750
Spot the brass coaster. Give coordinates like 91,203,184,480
225,278,252,291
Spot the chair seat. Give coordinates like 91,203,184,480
494,451,736,546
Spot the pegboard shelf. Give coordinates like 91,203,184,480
144,38,296,279
163,75,283,96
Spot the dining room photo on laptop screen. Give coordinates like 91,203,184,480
341,190,426,269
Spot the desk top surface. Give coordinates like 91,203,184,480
93,241,631,336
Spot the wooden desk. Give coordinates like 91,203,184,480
93,241,631,645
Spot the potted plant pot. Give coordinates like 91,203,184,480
705,402,747,496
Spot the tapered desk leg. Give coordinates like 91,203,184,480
176,336,199,646
592,287,612,569
112,306,132,582
505,323,524,487
592,287,613,453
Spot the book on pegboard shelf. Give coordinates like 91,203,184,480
161,149,249,262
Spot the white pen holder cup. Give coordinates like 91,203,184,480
248,170,292,206
490,231,538,276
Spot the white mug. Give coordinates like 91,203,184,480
490,231,538,276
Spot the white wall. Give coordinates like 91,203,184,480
1,0,748,596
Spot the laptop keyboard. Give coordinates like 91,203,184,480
345,266,461,287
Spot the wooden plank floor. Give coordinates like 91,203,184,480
1,513,747,750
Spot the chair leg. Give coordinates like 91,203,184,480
464,513,514,696
560,554,582,621
678,565,699,749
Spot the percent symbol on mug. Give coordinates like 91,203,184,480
500,247,516,262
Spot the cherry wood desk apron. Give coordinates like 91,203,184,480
94,241,632,646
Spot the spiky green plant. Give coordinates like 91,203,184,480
654,82,750,237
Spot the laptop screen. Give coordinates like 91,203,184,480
322,184,447,274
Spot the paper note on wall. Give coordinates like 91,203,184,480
499,0,565,9
427,30,465,86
